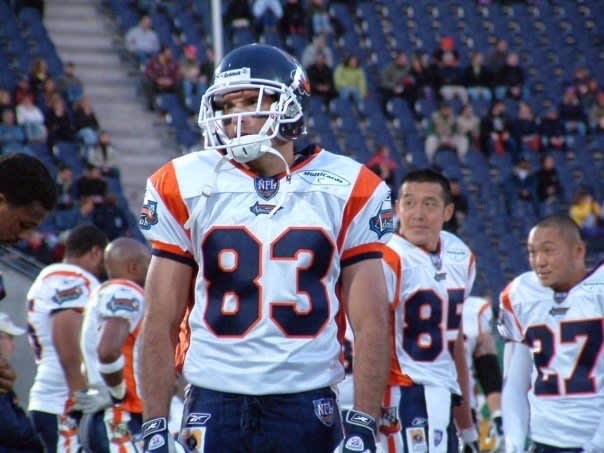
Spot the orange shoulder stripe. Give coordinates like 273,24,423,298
337,166,384,251
149,162,191,235
500,283,523,335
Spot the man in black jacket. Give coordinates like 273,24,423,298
0,312,43,452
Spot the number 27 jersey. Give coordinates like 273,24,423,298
499,265,604,447
140,147,393,395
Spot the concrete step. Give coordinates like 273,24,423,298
85,84,138,99
45,19,107,35
59,52,122,66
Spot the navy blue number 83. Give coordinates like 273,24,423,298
202,227,334,338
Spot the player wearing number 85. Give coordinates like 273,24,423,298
379,169,477,453
499,215,604,453
138,44,393,453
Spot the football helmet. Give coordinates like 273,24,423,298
197,43,310,163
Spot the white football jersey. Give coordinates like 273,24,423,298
27,263,100,414
140,146,394,395
499,265,604,447
462,296,493,409
81,279,145,414
383,231,476,394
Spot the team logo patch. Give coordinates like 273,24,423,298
411,417,427,427
405,427,428,452
250,201,282,216
369,207,394,239
553,291,568,304
142,418,166,437
254,176,279,200
106,295,139,313
312,398,335,427
139,200,158,230
52,285,83,304
185,413,212,426
433,429,444,446
344,435,365,451
299,169,350,186
147,433,165,450
181,427,205,451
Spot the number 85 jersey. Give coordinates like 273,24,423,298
140,146,393,395
498,266,604,447
382,231,475,394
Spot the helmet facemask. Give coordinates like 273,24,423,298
198,73,305,164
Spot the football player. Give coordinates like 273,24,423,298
77,237,151,452
138,44,394,453
499,215,603,453
380,169,478,453
27,225,108,452
462,294,503,452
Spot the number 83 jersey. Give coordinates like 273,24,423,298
382,231,476,394
140,146,393,395
499,265,604,447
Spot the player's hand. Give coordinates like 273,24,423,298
0,358,16,393
72,385,113,414
142,417,188,453
460,426,480,453
339,409,378,453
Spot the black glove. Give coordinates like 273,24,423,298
142,417,187,453
340,409,378,453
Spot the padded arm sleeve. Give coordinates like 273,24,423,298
502,341,532,453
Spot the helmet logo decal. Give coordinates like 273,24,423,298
215,67,251,84
291,67,311,96
254,176,280,200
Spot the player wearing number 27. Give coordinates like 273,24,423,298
138,44,393,452
498,215,604,453
379,169,477,453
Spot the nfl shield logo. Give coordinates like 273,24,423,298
254,176,279,200
312,398,335,427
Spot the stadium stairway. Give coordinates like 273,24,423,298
43,0,178,211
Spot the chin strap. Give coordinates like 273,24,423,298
184,144,292,229
184,155,228,230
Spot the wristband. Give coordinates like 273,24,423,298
98,355,125,374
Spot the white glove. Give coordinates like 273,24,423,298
460,426,480,453
72,385,113,414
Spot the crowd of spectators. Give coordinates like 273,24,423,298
116,1,604,246
0,6,135,264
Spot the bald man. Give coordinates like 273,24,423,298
498,215,604,453
78,238,151,452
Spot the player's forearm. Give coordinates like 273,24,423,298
502,342,530,452
453,333,473,430
141,320,176,420
60,357,87,393
352,314,390,420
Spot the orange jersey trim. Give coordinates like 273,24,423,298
337,166,384,252
341,242,384,263
150,240,193,260
500,284,523,337
381,246,402,310
149,161,191,236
